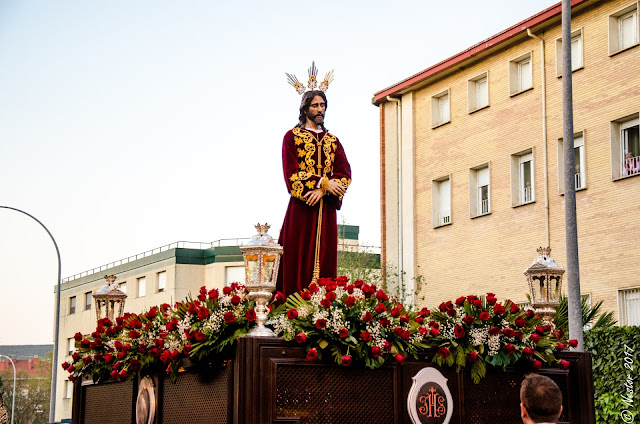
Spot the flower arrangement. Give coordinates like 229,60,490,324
427,293,577,383
271,277,430,368
62,283,260,383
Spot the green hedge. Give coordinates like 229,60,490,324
585,326,640,424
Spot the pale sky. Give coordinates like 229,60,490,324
0,0,559,345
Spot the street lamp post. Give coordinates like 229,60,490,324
0,206,62,423
0,354,16,424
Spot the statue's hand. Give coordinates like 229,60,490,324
303,189,324,206
326,180,346,197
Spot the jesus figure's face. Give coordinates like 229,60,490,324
306,95,326,128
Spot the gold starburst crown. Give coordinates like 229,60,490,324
286,61,334,95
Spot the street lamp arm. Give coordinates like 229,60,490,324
0,206,62,423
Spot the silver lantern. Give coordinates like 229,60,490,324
524,247,565,325
241,223,283,337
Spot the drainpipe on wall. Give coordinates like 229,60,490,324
386,96,403,289
527,28,550,248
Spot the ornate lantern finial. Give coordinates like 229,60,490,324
93,274,127,323
524,247,565,326
240,223,283,337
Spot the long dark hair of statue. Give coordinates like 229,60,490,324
296,90,328,131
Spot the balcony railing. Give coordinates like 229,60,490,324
439,211,451,226
520,186,533,204
62,239,250,283
623,155,640,177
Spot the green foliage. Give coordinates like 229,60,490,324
553,295,616,335
0,352,51,424
584,326,640,424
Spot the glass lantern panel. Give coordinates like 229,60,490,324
263,254,276,283
246,254,259,283
535,276,546,299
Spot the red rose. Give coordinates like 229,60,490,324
315,319,327,329
559,359,570,370
325,291,336,301
354,279,363,288
320,299,331,308
138,343,148,353
415,316,425,325
536,326,545,335
301,291,312,300
379,318,391,327
338,328,349,338
83,356,92,365
438,347,451,358
493,304,506,314
430,327,440,337
145,307,158,320
128,330,140,339
104,353,114,363
345,284,355,294
230,295,241,306
208,289,219,300
81,339,90,348
197,307,210,320
401,330,411,342
194,331,206,342
525,309,535,318
513,330,523,340
130,358,141,371
419,327,428,335
375,290,388,302
395,354,406,365
118,369,128,379
275,291,285,302
223,286,232,295
454,325,466,339
532,360,542,370
568,339,578,348
488,326,500,336
117,351,126,360
344,296,356,307
72,352,80,362
110,370,118,380
504,344,516,355
523,347,534,358
341,355,352,367
360,331,372,341
362,284,375,298
503,328,514,338
390,307,401,318
466,351,479,363
183,344,192,355
160,351,172,364
429,321,439,329
308,283,319,293
246,308,256,322
306,349,318,360
371,346,382,358
74,332,83,341
509,303,520,314
555,328,564,338
400,315,410,324
61,362,70,370
530,333,541,343
199,286,207,295
467,294,477,301
287,309,298,320
295,333,307,343
455,296,466,306
477,312,489,321
486,293,496,304
447,308,457,317
166,319,178,332
148,348,159,358
556,343,566,350
473,299,483,308
419,308,430,317
515,317,526,328
362,312,373,322
383,341,392,352
154,338,164,348
438,302,448,312
375,303,386,314
463,316,475,325
224,311,236,323
393,326,403,336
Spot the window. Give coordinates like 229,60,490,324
69,296,76,315
67,337,75,355
611,114,640,179
509,52,532,95
432,176,451,227
618,287,640,325
558,132,586,193
226,266,246,285
157,271,166,292
84,291,92,311
64,380,73,399
468,72,489,112
431,89,450,127
469,164,490,217
510,149,535,206
609,3,639,54
120,282,127,294
556,28,584,76
137,277,146,297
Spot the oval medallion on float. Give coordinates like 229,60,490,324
407,367,453,424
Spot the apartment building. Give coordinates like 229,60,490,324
373,0,639,323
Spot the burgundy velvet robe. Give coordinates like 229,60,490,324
276,127,351,296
